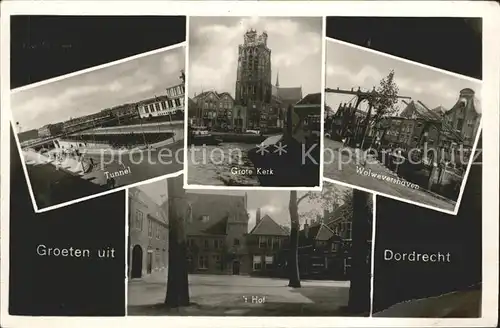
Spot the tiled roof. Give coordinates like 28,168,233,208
431,105,447,115
295,93,322,106
185,193,248,236
193,90,234,102
314,224,337,241
277,87,303,102
249,214,289,236
299,223,340,245
399,100,442,121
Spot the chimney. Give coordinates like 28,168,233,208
255,208,261,226
304,220,309,239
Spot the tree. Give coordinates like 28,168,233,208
164,174,191,307
347,189,373,314
288,191,301,288
287,183,345,288
360,70,400,148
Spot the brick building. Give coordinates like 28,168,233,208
191,91,235,129
298,218,344,279
137,84,185,119
185,192,250,275
246,210,289,277
38,122,64,138
443,88,481,147
128,187,169,279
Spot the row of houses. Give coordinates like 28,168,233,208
327,88,480,161
128,187,366,280
18,78,185,142
188,74,304,132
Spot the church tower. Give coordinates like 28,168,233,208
235,29,273,129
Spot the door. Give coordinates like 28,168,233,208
131,245,143,278
147,251,153,274
232,260,240,275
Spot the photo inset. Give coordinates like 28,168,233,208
323,38,482,214
127,175,373,316
12,44,186,212
186,16,323,188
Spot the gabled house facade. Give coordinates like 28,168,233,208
297,218,344,279
246,209,289,277
191,91,235,130
185,192,250,275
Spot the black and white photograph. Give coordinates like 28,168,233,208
323,38,482,214
127,175,373,316
186,16,323,188
11,39,186,212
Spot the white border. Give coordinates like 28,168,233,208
124,188,130,316
183,16,324,191
1,1,498,328
369,193,377,317
9,42,187,213
323,37,484,216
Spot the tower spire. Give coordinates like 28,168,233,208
276,70,280,87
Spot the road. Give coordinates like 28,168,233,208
24,140,183,209
128,272,351,316
323,139,456,211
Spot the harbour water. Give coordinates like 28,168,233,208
187,142,260,186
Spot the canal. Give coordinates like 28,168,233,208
187,142,260,186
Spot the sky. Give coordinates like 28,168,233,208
325,39,482,115
11,45,185,131
139,177,349,232
188,16,323,98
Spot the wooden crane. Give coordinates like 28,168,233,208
325,87,412,147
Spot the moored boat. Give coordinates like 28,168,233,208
188,125,223,146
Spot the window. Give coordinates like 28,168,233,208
155,248,160,267
155,103,160,111
144,105,149,114
168,100,174,108
331,243,339,252
148,219,153,238
135,210,143,231
201,215,210,223
346,222,352,240
234,238,240,246
156,224,160,239
175,98,181,107
253,255,262,270
161,101,167,110
198,256,208,269
265,256,273,270
266,237,273,249
259,236,267,248
214,239,222,249
204,239,210,249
